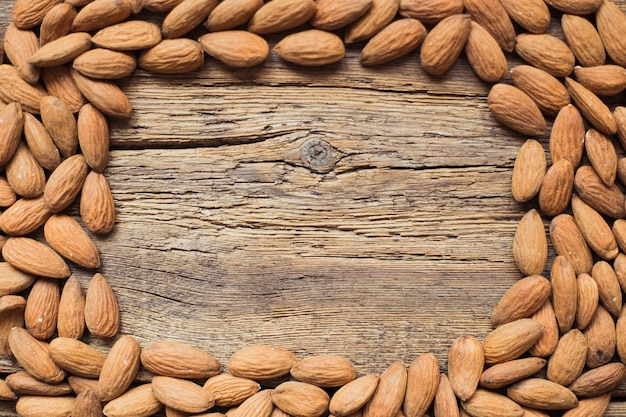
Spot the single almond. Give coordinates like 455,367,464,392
510,65,570,117
70,68,132,118
199,31,269,68
80,171,116,234
420,14,471,76
162,0,219,38
49,337,105,378
142,0,184,11
205,0,264,32
0,177,17,207
72,0,133,32
479,357,546,389
528,300,559,357
591,260,622,317
571,193,618,260
433,374,459,417
574,65,626,96
362,362,406,417
399,0,463,24
275,30,345,67
39,3,77,46
465,21,508,82
72,389,103,417
8,327,65,384
73,49,137,80
2,237,70,279
44,214,101,269
562,14,606,67
0,295,27,358
487,83,546,136
507,378,578,410
344,0,400,44
543,0,602,14
483,318,543,364
499,0,550,33
569,362,626,397
596,0,626,67
24,278,60,340
272,381,330,417
85,272,120,338
512,209,547,277
0,196,51,236
360,18,427,67
461,389,523,417
139,39,204,74
228,345,298,380
204,373,261,407
565,77,617,135
515,33,575,77
28,32,92,67
330,374,379,417
448,336,483,401
463,0,515,52
538,159,574,217
551,255,578,333
41,65,85,113
549,214,592,275
40,95,78,158
233,389,273,417
92,20,162,51
43,153,88,213
561,394,610,417
0,102,24,168
313,0,373,31
291,355,356,388
491,275,551,328
550,104,585,168
0,262,35,296
547,329,587,386
11,0,63,29
614,223,626,255
617,307,626,363
0,65,44,113
575,165,625,220
5,142,46,198
98,335,141,402
511,139,546,203
584,129,617,187
152,376,215,414
6,371,71,397
102,384,163,417
77,103,109,173
68,376,99,397
16,396,75,417
4,24,41,84
141,340,221,379
583,305,616,368
403,353,439,417
575,273,599,330
57,275,86,339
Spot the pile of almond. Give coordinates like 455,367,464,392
1,0,626,416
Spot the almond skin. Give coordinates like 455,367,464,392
512,209,548,277
547,329,587,386
290,355,356,388
362,362,407,417
479,357,547,389
44,214,101,269
463,0,515,52
344,0,400,44
9,327,65,384
571,193,618,260
139,39,205,74
228,345,297,380
43,153,88,213
549,104,585,167
80,171,116,235
596,0,626,67
562,14,606,67
141,340,221,379
204,374,261,407
330,374,379,417
448,336,484,401
199,31,269,68
2,237,70,279
483,318,543,364
98,335,141,402
420,14,471,76
24,278,60,340
48,337,106,379
360,18,426,66
73,49,137,80
464,21,508,82
511,139,546,203
538,159,574,217
272,381,330,417
507,378,578,410
399,0,463,24
92,20,162,51
162,0,219,38
248,0,317,35
487,84,546,136
84,273,120,338
275,30,345,67
491,275,551,328
565,77,617,135
510,65,570,116
205,0,264,32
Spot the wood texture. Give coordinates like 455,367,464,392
2,2,626,416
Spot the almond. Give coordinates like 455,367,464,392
448,336,483,401
6,142,46,198
70,68,133,118
487,84,546,136
360,18,426,66
2,237,70,279
16,396,75,417
0,102,24,168
4,24,41,84
461,389,523,417
24,278,60,340
433,374,459,417
77,103,109,172
565,77,617,135
49,337,105,378
543,0,602,14
575,273,599,330
616,107,626,152
43,153,88,213
8,327,65,383
44,214,100,269
0,65,44,113
403,354,439,417
491,275,551,328
584,129,617,187
57,275,86,339
68,376,99,396
551,255,578,333
6,371,72,396
575,165,624,220
363,362,407,417
0,295,26,358
479,357,546,389
618,307,626,363
583,305,616,368
528,300,559,357
229,345,298,380
561,394,610,417
614,223,626,255
204,374,260,407
291,355,356,388
571,193,618,260
152,376,216,414
499,0,550,33
248,0,317,35
330,374,379,417
73,49,137,80
272,381,330,417
92,20,162,51
311,0,372,31
72,389,103,417
574,65,626,96
102,384,163,417
40,95,78,158
596,0,626,67
205,0,264,32
510,65,570,117
483,318,543,364
142,0,184,11
233,389,273,417
399,0,463,24
85,273,120,338
29,32,92,68
591,260,622,317
80,171,116,234
275,30,345,67
139,39,204,74
0,178,17,207
41,65,85,113
538,159,574,217
199,31,269,68
562,15,606,67
39,3,77,46
141,340,221,379
72,0,133,32
11,0,63,29
569,362,626,397
463,0,515,52
549,214,592,275
547,329,587,386
512,209,547,277
344,0,400,44
0,262,35,296
0,196,51,236
23,113,61,172
507,378,578,410
98,335,141,402
420,14,471,76
511,139,546,203
163,0,219,38
464,21,508,82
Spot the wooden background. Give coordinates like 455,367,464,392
1,1,626,415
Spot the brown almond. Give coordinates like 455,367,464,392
77,103,109,173
403,354,439,417
487,84,546,136
399,0,463,24
139,39,204,74
479,357,546,389
205,0,264,32
102,384,163,417
544,0,602,14
615,224,626,257
233,389,273,417
484,319,543,364
464,21,508,82
547,329,587,386
360,18,426,67
510,65,570,117
68,376,99,396
583,305,616,368
419,14,471,76
24,278,60,340
141,340,221,379
73,49,137,80
0,295,27,358
44,214,100,269
528,300,559,357
574,165,624,219
512,209,547,277
549,214,592,275
0,196,51,236
39,3,77,46
491,275,551,328
85,273,120,338
92,20,162,51
57,275,86,339
142,0,185,12
576,273,599,330
312,0,372,30
204,374,260,407
574,65,626,96
0,65,44,113
461,389,523,417
562,15,606,67
0,102,24,168
152,376,215,414
515,33,575,77
72,389,103,417
585,129,617,187
70,68,133,118
8,327,65,383
250,0,318,35
591,260,622,317
344,0,400,44
511,139,546,203
463,0,515,52
6,371,72,396
433,374,459,417
508,378,578,410
550,104,585,167
199,31,269,69
49,337,105,378
565,77,617,135
11,0,63,29
617,307,626,363
80,171,116,234
499,0,550,33
0,177,17,207
448,336,483,401
16,396,75,417
291,355,356,388
596,0,626,67
98,335,141,402
6,142,46,198
363,362,406,417
4,24,41,84
43,153,88,213
571,193,618,260
275,30,345,67
0,262,35,296
72,0,133,32
40,95,78,158
228,345,297,380
569,362,626,397
330,374,379,417
2,237,70,279
539,159,574,217
23,111,60,171
561,394,611,417
162,0,219,38
272,381,330,417
616,107,626,152
551,255,578,333
41,65,85,113
29,32,92,68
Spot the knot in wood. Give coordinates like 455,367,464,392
300,138,335,174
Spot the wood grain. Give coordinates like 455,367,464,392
2,1,626,416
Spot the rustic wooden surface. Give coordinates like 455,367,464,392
2,2,626,415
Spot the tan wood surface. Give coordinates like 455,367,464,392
1,2,626,415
